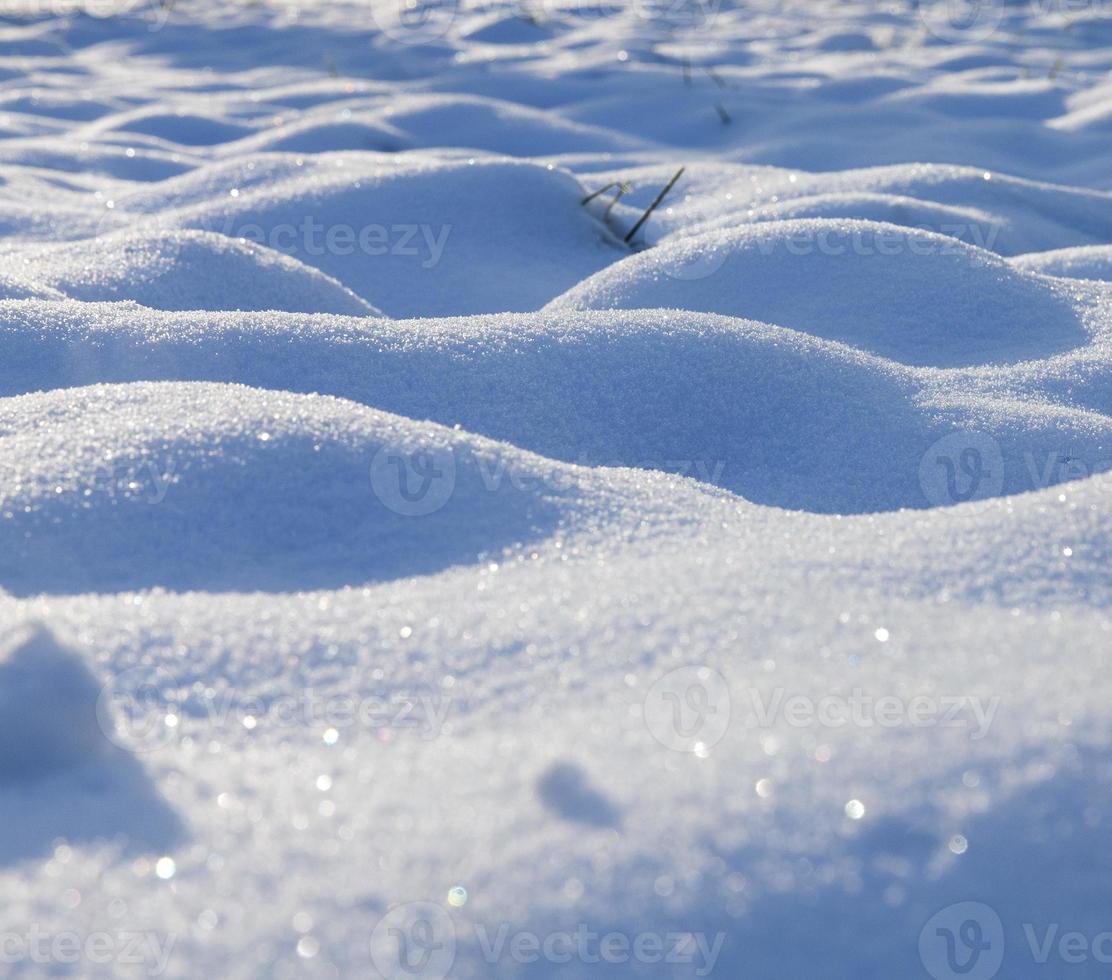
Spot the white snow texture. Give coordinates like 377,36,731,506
0,0,1110,978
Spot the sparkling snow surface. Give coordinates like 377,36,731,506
1,0,1112,977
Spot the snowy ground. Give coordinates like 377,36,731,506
1,0,1111,976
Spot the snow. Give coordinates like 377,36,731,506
168,156,622,316
0,0,1111,978
0,230,381,314
0,379,665,593
545,217,1095,366
1012,244,1112,280
0,625,107,779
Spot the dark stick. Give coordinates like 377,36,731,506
581,181,622,206
624,166,685,244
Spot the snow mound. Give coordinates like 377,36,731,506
1,304,1108,515
789,166,1112,257
169,156,623,315
876,78,1068,121
721,191,1001,247
2,230,380,315
547,219,1092,366
241,114,408,155
462,13,560,44
381,94,641,156
108,110,256,147
0,381,667,595
0,625,107,780
0,270,63,302
638,163,1112,257
1011,245,1112,281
